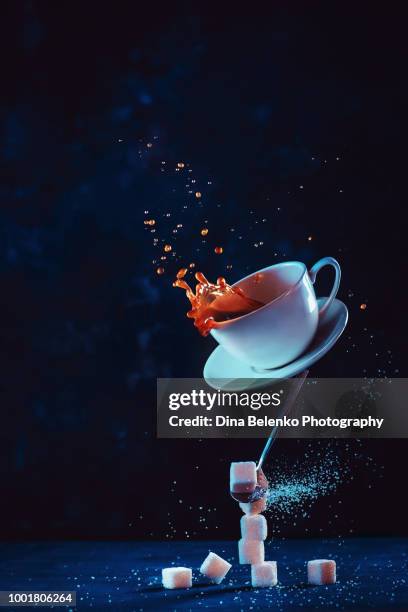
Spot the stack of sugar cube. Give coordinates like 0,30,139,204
160,461,337,591
230,461,277,587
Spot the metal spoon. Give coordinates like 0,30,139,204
230,370,309,503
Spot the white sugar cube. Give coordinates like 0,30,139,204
251,561,277,587
200,551,232,584
239,496,267,515
238,539,265,564
307,559,336,585
240,514,267,540
230,461,257,493
162,567,192,589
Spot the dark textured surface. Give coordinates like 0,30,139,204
0,2,406,540
0,538,407,610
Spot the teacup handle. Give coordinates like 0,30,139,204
308,257,341,317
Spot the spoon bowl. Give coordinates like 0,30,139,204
230,466,269,503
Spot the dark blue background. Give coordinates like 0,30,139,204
0,2,406,540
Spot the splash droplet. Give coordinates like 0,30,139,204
214,246,223,254
176,268,188,280
173,271,263,336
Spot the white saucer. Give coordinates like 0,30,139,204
204,297,348,390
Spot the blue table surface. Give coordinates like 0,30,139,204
0,538,407,611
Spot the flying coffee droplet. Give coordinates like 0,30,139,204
214,246,223,254
177,162,185,168
156,267,165,275
189,262,195,268
164,244,172,252
201,228,208,236
360,303,367,310
177,268,188,279
195,192,202,199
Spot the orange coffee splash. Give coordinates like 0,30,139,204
173,269,264,336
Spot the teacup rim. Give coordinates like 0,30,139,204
212,260,307,329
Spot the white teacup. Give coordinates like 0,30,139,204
210,257,341,370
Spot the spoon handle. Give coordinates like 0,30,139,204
256,369,309,471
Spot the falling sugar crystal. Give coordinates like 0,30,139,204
251,561,278,587
238,539,265,565
230,461,257,494
265,446,345,518
240,514,267,540
307,559,336,585
239,496,267,515
200,552,232,584
162,567,192,589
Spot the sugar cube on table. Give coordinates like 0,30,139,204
230,461,257,494
307,559,336,585
238,539,265,564
162,567,192,589
239,496,267,515
240,514,267,540
251,561,278,587
200,551,232,584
